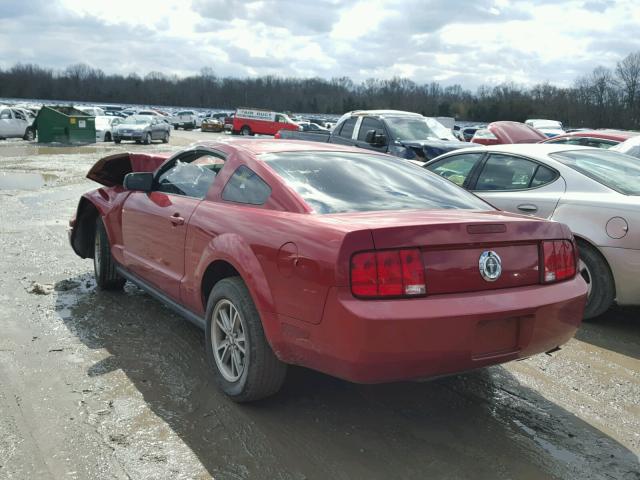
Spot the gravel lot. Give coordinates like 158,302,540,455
0,130,638,480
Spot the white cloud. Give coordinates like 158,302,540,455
0,0,638,88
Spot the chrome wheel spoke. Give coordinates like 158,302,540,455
219,308,231,332
216,317,227,333
211,299,247,382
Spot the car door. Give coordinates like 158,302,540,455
470,153,566,218
425,151,487,188
121,149,225,300
354,116,389,153
11,109,28,137
329,117,357,146
0,108,16,137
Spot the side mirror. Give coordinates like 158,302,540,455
123,172,153,192
365,129,387,146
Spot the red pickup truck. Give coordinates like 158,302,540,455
232,108,299,136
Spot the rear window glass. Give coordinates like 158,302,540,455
551,150,640,195
222,166,271,205
337,118,357,138
263,152,490,214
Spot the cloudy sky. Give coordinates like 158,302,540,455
1,0,639,88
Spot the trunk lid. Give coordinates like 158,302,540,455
86,152,170,187
323,210,571,294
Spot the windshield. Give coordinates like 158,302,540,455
551,150,640,195
263,151,490,214
386,116,456,141
123,115,152,125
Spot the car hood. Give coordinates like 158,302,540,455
86,152,170,187
399,139,475,160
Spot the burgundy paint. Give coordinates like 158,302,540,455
70,139,587,384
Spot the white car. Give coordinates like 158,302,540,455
525,119,565,138
0,107,35,140
612,135,640,159
426,144,640,319
95,116,122,142
75,106,106,117
174,110,202,130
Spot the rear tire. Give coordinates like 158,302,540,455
94,219,125,291
104,132,112,142
205,277,286,402
578,240,615,319
162,131,169,143
240,126,252,136
114,138,121,144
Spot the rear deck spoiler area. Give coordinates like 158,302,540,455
86,152,170,187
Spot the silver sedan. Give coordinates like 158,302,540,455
425,144,640,319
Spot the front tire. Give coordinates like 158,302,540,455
205,277,286,402
94,219,125,290
23,128,35,141
114,138,121,144
578,240,615,319
162,131,169,143
240,126,252,136
143,132,151,145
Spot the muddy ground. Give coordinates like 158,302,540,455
0,130,638,480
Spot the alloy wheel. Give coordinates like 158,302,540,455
578,258,593,298
211,299,247,382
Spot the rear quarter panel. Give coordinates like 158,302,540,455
181,204,359,356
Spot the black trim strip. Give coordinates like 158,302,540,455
115,265,206,330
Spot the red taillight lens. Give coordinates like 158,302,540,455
399,249,426,295
542,240,576,283
351,252,377,297
351,249,426,298
376,251,403,295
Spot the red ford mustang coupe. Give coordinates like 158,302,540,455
69,140,587,401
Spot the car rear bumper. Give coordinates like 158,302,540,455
277,277,586,383
601,246,640,305
115,133,143,140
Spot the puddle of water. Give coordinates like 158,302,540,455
0,172,58,190
0,145,104,157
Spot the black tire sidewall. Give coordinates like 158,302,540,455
94,219,125,290
579,241,615,319
205,279,253,397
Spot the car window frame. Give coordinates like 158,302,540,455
337,117,357,139
221,165,272,206
356,116,388,142
153,147,227,199
468,152,561,192
428,151,488,189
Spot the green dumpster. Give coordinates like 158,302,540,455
34,106,96,144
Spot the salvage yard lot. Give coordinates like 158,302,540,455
0,130,639,479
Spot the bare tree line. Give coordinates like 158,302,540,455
1,52,639,128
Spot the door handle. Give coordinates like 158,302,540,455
170,213,185,225
517,204,538,213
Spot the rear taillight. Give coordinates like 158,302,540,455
542,240,576,283
351,249,426,298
